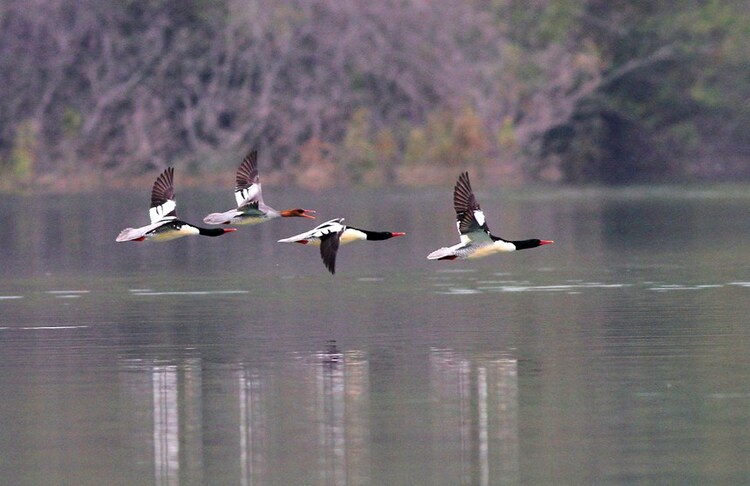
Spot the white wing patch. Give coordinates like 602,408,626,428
278,218,344,243
474,210,486,227
310,221,345,239
149,200,176,223
235,184,261,207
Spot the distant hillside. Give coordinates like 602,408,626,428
1,0,749,189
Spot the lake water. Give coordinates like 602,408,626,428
2,184,750,484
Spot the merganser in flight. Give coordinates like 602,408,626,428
203,149,316,225
427,172,553,260
278,218,406,274
116,167,237,242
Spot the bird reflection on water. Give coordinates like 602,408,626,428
118,345,518,485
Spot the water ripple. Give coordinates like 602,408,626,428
130,290,250,296
0,325,90,331
648,284,724,292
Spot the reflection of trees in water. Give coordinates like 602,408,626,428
238,368,266,486
121,346,369,485
152,365,179,486
430,348,519,486
313,343,370,486
120,347,516,484
237,345,370,485
151,359,204,486
120,358,203,486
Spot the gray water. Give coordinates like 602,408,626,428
2,184,750,485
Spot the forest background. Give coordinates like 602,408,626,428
1,0,749,191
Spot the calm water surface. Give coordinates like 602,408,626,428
2,185,750,484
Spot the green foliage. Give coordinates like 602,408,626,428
491,0,583,47
497,116,517,150
404,126,429,166
7,120,38,181
534,0,583,45
403,106,489,168
338,111,401,185
537,0,750,183
62,108,82,137
340,108,378,184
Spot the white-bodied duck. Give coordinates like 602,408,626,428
427,172,553,260
116,167,237,242
278,218,405,274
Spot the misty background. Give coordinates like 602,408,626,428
2,0,749,190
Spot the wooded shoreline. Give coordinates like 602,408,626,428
2,1,749,187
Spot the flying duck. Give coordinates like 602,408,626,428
116,167,237,242
278,218,405,274
427,172,552,260
203,149,316,225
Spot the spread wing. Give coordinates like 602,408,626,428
278,218,344,243
453,171,491,240
319,231,342,274
149,167,177,223
234,150,263,208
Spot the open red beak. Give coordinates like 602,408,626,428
302,210,316,219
